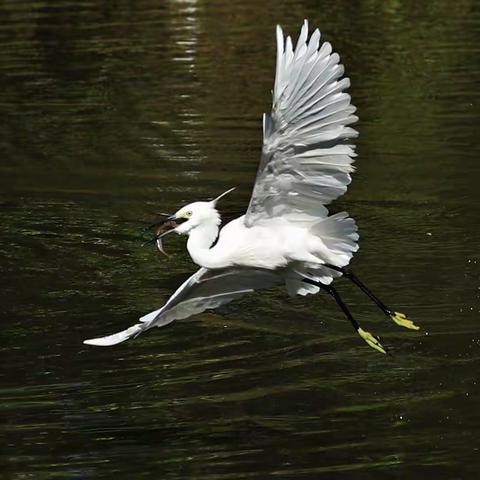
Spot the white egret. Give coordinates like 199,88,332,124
84,20,419,353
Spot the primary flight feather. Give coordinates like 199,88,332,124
84,20,418,352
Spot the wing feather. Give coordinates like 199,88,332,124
245,20,358,228
83,267,281,346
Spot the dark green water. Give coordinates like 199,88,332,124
1,1,480,479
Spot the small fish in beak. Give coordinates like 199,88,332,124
154,220,178,256
143,217,179,257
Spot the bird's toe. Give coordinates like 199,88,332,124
357,328,388,355
391,311,420,331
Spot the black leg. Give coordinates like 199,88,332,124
303,278,388,355
323,263,419,331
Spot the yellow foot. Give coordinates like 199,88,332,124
391,311,420,331
358,328,387,354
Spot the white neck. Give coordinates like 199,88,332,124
187,222,228,269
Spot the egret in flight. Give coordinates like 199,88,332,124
84,20,418,353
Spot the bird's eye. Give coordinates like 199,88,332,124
185,211,193,218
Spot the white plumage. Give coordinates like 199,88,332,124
84,21,418,352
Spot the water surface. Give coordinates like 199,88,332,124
1,1,480,479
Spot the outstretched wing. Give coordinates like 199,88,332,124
245,20,358,227
83,267,281,346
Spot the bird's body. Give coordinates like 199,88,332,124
188,215,292,270
84,20,418,351
187,214,349,271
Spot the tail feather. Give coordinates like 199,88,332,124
285,212,359,296
310,211,359,267
285,263,342,296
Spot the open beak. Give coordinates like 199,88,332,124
143,215,177,232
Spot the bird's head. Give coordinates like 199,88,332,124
169,187,234,235
170,200,221,235
144,188,235,252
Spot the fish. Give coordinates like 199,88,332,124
143,218,178,257
154,220,178,257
